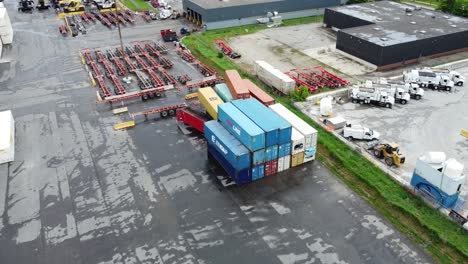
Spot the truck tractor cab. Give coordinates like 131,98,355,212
18,0,34,12
36,0,50,9
373,143,405,167
63,0,84,12
452,72,465,86
407,83,424,99
439,76,454,91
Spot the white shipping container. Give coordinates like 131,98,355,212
0,110,15,164
291,128,305,155
270,103,318,162
0,40,2,58
0,33,12,45
254,61,294,95
278,156,284,172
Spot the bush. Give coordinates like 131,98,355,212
291,86,310,101
217,52,224,58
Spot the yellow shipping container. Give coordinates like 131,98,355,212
291,152,304,167
198,87,223,120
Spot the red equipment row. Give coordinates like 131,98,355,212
215,38,233,55
175,46,215,76
285,67,350,92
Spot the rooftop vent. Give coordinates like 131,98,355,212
419,30,426,34
451,24,457,28
374,27,381,31
410,21,416,24
380,37,388,41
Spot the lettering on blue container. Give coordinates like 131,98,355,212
212,135,228,155
226,119,241,136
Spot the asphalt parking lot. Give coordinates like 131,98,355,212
0,3,434,264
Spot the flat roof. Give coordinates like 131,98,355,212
188,0,281,9
328,0,468,46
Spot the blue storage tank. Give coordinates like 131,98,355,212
265,145,278,162
278,143,291,158
252,149,266,166
411,173,459,208
232,99,292,145
207,144,251,185
214,83,233,102
218,103,265,152
251,164,265,181
204,121,251,170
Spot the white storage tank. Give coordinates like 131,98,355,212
441,158,465,196
320,96,333,116
0,110,15,164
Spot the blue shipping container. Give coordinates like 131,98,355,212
204,121,251,170
214,83,233,102
278,143,291,158
265,145,278,162
218,103,265,152
232,99,292,145
252,149,266,166
207,144,251,185
251,164,265,181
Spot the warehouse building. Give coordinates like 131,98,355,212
183,0,343,30
323,1,468,70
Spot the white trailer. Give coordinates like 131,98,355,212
403,69,454,91
349,87,395,108
0,110,15,164
424,67,464,86
380,79,424,100
254,60,295,95
0,6,13,45
269,103,318,163
343,124,380,141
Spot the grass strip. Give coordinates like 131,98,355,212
123,0,152,11
182,16,468,264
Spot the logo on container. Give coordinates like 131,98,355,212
212,135,228,155
226,119,241,136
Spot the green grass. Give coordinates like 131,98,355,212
123,0,152,11
182,16,468,264
400,0,439,8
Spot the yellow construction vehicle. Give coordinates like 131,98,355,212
372,142,405,167
63,0,84,12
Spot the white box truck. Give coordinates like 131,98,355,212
403,69,454,91
349,87,395,108
0,110,15,164
269,103,317,163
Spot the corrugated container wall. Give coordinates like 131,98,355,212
225,70,250,99
265,145,278,162
218,103,265,152
208,144,251,185
291,152,304,167
291,128,305,155
269,103,317,162
265,159,278,176
251,164,265,181
204,121,251,170
278,142,291,158
254,61,295,95
0,110,14,164
232,98,292,146
198,87,223,120
243,79,275,106
214,83,233,102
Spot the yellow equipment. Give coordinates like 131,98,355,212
113,121,135,130
372,142,405,167
63,0,84,12
461,129,468,138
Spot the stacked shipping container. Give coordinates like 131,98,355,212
198,87,224,120
254,61,295,95
214,83,233,102
205,98,317,185
225,70,250,99
270,103,318,164
243,79,275,106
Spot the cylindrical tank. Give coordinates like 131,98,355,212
320,96,333,116
424,152,446,164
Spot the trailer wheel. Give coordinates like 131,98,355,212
401,100,407,105
385,103,392,108
161,111,169,118
415,94,421,100
385,157,394,166
446,86,451,92
457,81,463,86
168,109,176,116
373,149,383,158
142,95,148,101
359,100,364,105
149,93,155,99
351,99,357,104
347,136,354,141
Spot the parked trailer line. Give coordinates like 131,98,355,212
83,48,95,64
95,75,111,97
284,72,317,92
94,48,107,63
302,68,338,87
315,66,349,86
146,68,165,87
176,46,196,62
157,67,177,85
135,70,153,90
291,69,324,88
89,61,103,78
81,13,89,23
179,76,221,90
107,49,127,76
86,12,96,22
99,87,168,103
109,74,126,95
130,103,187,119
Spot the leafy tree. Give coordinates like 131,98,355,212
291,86,310,101
438,0,467,17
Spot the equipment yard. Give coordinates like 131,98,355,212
299,63,468,206
0,2,436,264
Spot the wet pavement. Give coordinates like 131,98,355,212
0,2,434,264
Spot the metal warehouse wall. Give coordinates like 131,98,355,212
202,0,340,22
182,0,208,18
380,31,468,66
336,31,383,66
323,8,373,29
